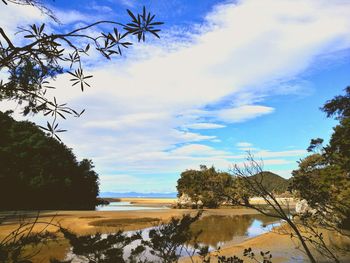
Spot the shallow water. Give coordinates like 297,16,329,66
95,201,169,211
65,213,280,262
187,214,279,249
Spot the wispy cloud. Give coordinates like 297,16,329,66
88,2,113,13
170,144,228,156
183,123,226,130
108,0,135,8
1,0,349,192
54,9,93,24
215,106,274,123
236,142,253,148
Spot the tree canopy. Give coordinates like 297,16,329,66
291,86,350,229
177,165,234,208
322,86,350,171
176,165,289,208
0,111,99,210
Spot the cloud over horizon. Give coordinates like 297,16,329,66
1,0,350,192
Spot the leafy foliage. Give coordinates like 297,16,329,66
291,86,350,230
0,212,59,263
224,154,337,263
177,166,289,208
0,111,99,210
1,1,58,22
0,1,163,138
141,212,203,262
321,86,350,171
48,213,273,263
177,166,234,208
58,228,143,263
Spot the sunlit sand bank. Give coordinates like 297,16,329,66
120,197,178,205
180,225,350,263
1,198,349,262
0,203,262,262
0,207,261,238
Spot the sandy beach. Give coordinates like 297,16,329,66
0,206,261,237
0,199,263,262
1,198,349,262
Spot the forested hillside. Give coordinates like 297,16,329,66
251,171,290,194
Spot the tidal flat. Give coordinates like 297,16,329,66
1,198,349,263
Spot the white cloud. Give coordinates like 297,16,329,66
261,159,295,165
98,173,176,192
171,144,228,156
236,142,253,148
54,9,92,24
0,4,46,38
183,123,226,130
83,112,170,130
216,105,275,123
254,150,307,159
117,0,135,8
2,0,350,191
99,174,140,184
228,149,307,160
88,3,113,13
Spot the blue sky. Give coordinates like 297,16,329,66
1,0,350,193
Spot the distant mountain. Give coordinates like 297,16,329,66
99,192,177,198
100,172,288,198
251,171,290,194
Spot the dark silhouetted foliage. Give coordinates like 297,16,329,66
141,212,203,262
57,228,143,263
46,212,273,263
0,1,163,138
0,111,99,210
322,86,350,171
0,212,59,263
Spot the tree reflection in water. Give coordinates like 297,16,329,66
190,214,278,248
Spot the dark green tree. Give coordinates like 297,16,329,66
248,171,289,194
0,111,99,210
177,166,233,208
291,86,350,230
322,86,350,171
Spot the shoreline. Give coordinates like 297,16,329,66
0,206,264,262
1,198,349,262
0,207,263,237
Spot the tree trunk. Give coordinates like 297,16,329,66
288,219,317,263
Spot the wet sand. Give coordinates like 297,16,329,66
0,203,262,262
179,229,298,263
0,207,261,237
1,198,349,262
180,224,350,263
120,197,178,207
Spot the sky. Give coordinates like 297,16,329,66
1,0,350,193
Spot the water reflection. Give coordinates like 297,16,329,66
65,214,280,262
96,201,169,211
190,214,279,248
